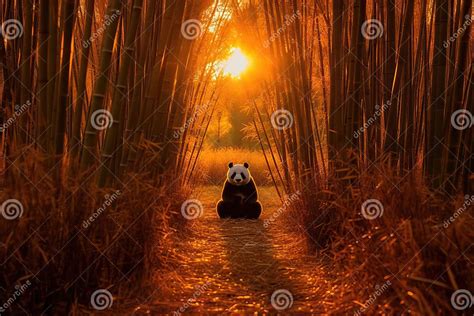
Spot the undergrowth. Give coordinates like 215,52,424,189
0,154,189,314
289,162,473,315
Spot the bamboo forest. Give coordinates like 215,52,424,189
0,0,473,314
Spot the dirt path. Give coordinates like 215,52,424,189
152,186,344,314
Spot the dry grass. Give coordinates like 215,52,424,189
0,153,190,313
288,161,474,315
2,150,471,315
194,147,274,186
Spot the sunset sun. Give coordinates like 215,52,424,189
216,47,250,79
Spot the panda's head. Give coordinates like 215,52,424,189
227,162,251,186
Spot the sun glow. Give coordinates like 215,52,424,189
215,48,250,79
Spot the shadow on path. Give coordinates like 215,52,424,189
150,186,341,314
218,218,294,295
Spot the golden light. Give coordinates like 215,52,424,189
215,48,250,79
205,2,233,33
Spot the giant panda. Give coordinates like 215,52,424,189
216,162,262,219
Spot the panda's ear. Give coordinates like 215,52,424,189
244,162,249,168
228,162,233,168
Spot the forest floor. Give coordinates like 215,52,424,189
146,185,353,314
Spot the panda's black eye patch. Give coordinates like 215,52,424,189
231,172,237,179
241,172,246,180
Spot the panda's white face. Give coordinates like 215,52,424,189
227,162,251,186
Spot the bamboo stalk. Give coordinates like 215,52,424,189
426,0,449,187
80,0,123,170
98,0,144,187
37,0,49,149
54,0,77,159
71,0,95,160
